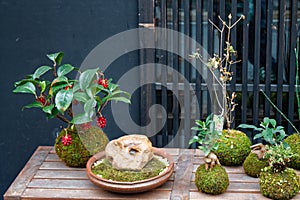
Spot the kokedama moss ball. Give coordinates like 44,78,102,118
285,133,300,170
55,126,109,167
195,164,229,195
215,129,251,166
260,166,300,200
243,152,269,177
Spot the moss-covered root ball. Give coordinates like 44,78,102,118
243,152,269,177
55,126,109,167
285,133,300,170
195,164,229,195
215,129,251,166
260,167,300,200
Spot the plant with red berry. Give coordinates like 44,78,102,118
13,52,131,141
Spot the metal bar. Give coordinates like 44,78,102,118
160,0,168,146
264,0,273,117
253,0,261,128
184,0,191,147
172,0,179,147
138,0,156,145
195,0,202,121
207,0,213,115
241,1,249,124
276,0,285,124
155,82,296,93
287,0,297,134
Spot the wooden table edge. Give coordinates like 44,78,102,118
4,146,52,200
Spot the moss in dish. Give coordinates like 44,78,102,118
215,129,251,166
91,155,168,182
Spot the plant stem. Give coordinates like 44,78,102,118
56,114,70,124
260,89,299,134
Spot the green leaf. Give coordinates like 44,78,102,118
73,92,89,103
32,66,52,79
253,133,262,140
269,118,277,128
13,82,36,96
55,89,73,112
108,96,131,104
46,107,59,119
57,64,75,77
50,83,68,96
14,79,38,87
189,136,199,144
22,101,43,110
191,126,201,131
71,113,92,124
47,52,64,65
52,76,68,85
237,124,263,132
39,81,47,93
84,99,96,118
42,104,54,114
79,68,98,90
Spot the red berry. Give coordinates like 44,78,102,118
62,134,72,146
97,116,107,128
36,96,47,106
98,78,108,89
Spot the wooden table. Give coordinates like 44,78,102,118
4,146,300,200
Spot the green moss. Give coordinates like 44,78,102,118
215,130,251,166
195,164,229,195
55,126,109,167
243,152,269,177
91,156,167,182
285,133,300,170
260,166,300,200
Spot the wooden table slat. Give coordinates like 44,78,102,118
170,149,195,200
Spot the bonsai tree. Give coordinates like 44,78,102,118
13,52,131,167
191,14,251,166
189,114,229,195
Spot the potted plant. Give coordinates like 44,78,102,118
189,114,229,195
284,40,300,170
260,143,299,200
239,118,300,199
238,117,285,177
191,14,251,166
13,52,131,167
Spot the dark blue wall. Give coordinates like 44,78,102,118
0,1,138,198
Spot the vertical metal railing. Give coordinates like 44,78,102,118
139,0,300,146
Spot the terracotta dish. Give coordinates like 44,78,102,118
86,147,174,193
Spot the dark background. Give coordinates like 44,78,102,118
0,1,139,198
